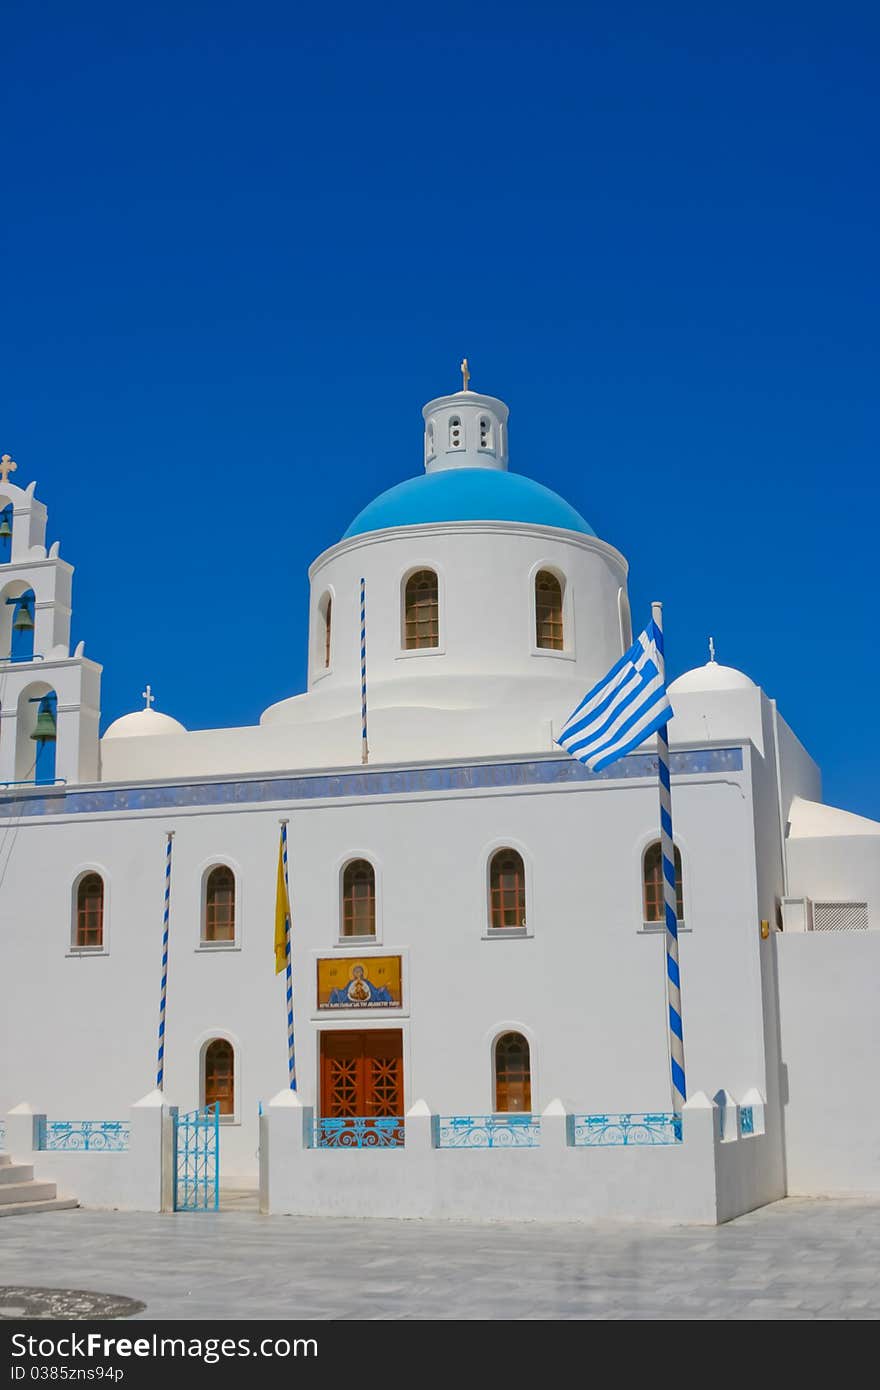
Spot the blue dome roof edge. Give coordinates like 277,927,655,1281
343,468,594,540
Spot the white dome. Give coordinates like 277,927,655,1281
104,708,187,739
668,660,756,695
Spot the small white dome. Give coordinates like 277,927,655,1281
668,660,756,695
104,708,187,739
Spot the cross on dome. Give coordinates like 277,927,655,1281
0,454,17,485
708,636,716,663
460,357,471,392
142,685,156,710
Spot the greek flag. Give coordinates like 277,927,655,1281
557,620,673,773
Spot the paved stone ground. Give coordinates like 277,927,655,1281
1,1197,879,1320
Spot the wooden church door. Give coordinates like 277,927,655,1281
320,1030,403,1117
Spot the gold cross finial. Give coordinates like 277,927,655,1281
460,357,470,392
0,455,17,485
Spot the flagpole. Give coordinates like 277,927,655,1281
156,830,174,1091
279,819,297,1091
360,577,369,765
651,601,687,1113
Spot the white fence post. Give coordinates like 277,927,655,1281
404,1099,434,1153
127,1088,175,1213
541,1098,570,1149
264,1089,313,1214
5,1103,42,1157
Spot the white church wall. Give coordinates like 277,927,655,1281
302,521,628,699
787,836,880,931
0,748,770,1180
775,930,880,1193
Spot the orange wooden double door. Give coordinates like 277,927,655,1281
320,1030,403,1118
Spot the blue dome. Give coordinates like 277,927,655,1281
343,469,594,539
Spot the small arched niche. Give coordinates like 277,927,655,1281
16,681,57,784
0,580,36,663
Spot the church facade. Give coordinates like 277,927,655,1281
1,374,879,1221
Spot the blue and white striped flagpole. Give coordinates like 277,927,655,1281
360,577,369,766
156,830,174,1091
651,602,687,1113
281,819,297,1091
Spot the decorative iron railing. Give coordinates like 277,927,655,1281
739,1106,755,1136
568,1112,682,1147
36,1120,130,1152
314,1117,404,1149
433,1115,542,1148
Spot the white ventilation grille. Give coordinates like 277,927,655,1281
812,901,869,932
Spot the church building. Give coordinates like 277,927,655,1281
1,369,878,1222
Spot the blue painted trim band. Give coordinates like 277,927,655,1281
0,747,743,820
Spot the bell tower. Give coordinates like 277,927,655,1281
422,359,510,474
0,452,101,787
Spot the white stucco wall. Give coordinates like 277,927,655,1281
0,747,769,1179
775,931,880,1193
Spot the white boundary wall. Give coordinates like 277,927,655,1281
260,1091,780,1226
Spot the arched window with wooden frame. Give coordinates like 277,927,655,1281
403,569,439,650
642,840,684,924
204,865,236,943
74,872,104,949
203,1038,235,1117
494,1032,532,1113
488,848,526,930
341,859,376,938
535,570,564,651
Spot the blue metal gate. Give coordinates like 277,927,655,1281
173,1104,219,1211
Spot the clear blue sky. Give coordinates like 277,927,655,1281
3,3,878,814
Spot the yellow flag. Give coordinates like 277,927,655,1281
274,833,290,974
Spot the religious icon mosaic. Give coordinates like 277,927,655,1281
316,955,402,1010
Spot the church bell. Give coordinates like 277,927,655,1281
31,707,57,742
0,518,11,540
12,603,34,631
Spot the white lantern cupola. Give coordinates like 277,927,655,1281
423,358,509,473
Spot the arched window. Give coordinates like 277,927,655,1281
479,416,493,451
204,866,235,943
403,570,439,650
426,420,435,461
535,571,564,651
643,841,684,923
448,415,463,449
317,592,332,670
494,1032,532,1113
618,586,633,653
489,849,526,929
0,504,12,562
75,873,104,949
342,859,376,937
204,1039,235,1116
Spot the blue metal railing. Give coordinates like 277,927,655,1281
0,777,67,789
568,1113,682,1146
739,1106,755,1136
314,1117,404,1149
433,1115,542,1148
35,1120,130,1152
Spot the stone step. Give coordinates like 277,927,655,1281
0,1164,34,1184
0,1181,58,1205
0,1197,78,1218
0,1154,12,1166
